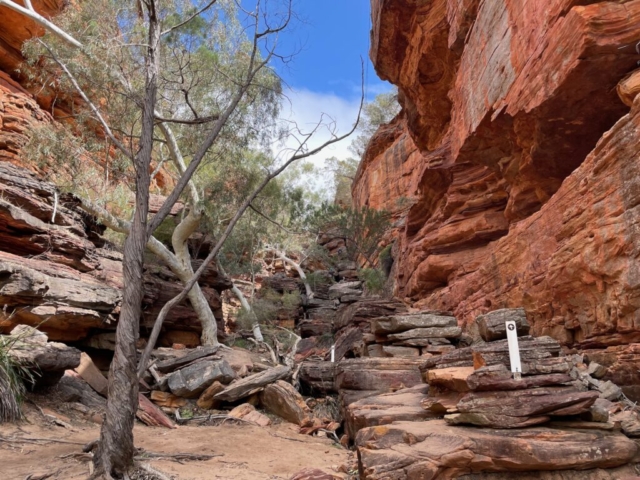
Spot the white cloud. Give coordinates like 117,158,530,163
269,82,395,200
272,87,363,199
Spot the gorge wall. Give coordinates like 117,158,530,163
355,0,640,395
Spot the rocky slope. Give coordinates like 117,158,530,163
355,0,640,397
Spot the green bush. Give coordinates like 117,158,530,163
0,335,36,423
358,268,386,294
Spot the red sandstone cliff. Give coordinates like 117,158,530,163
355,0,640,394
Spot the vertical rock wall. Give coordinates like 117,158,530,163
355,0,640,375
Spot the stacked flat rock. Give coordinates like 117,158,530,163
366,311,460,358
335,357,423,407
420,309,608,429
295,278,359,363
343,384,435,440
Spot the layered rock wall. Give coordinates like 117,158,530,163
356,0,640,366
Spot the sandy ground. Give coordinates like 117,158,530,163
0,413,352,480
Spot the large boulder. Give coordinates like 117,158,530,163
167,359,236,398
356,420,638,479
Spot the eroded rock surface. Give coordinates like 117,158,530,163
356,420,638,479
356,0,640,399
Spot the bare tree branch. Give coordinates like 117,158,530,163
137,65,365,373
38,40,134,160
161,0,218,37
154,114,219,125
0,0,83,48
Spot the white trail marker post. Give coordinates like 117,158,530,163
505,321,522,380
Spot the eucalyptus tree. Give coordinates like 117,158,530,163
1,0,362,477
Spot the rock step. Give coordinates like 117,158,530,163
356,420,638,479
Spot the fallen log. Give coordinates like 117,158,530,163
136,394,176,429
214,365,291,402
154,346,219,374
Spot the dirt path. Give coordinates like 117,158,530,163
0,419,351,479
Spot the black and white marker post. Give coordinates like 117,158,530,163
505,321,522,380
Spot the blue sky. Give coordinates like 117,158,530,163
268,0,391,100
235,0,394,197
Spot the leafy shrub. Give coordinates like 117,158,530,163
358,268,386,294
0,335,36,423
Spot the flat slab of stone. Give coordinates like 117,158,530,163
387,326,462,342
420,336,561,374
356,420,638,479
299,361,336,393
427,366,475,392
381,345,420,357
371,312,456,335
344,385,433,440
335,357,423,393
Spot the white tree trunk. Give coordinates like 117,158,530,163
80,199,220,346
271,248,314,299
218,265,263,342
170,208,220,346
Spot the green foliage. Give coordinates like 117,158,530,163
324,156,359,207
21,0,284,252
350,89,401,159
0,333,37,423
358,268,386,294
379,244,394,276
306,270,335,291
306,203,392,268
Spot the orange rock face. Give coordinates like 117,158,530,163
356,0,640,392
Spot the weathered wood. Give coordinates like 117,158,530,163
372,312,456,335
74,352,108,396
214,365,291,402
55,373,106,410
260,380,311,425
476,308,530,341
154,345,219,373
8,336,82,387
136,394,176,429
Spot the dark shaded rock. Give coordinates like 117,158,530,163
476,308,530,341
372,312,456,335
167,359,236,398
299,361,336,394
